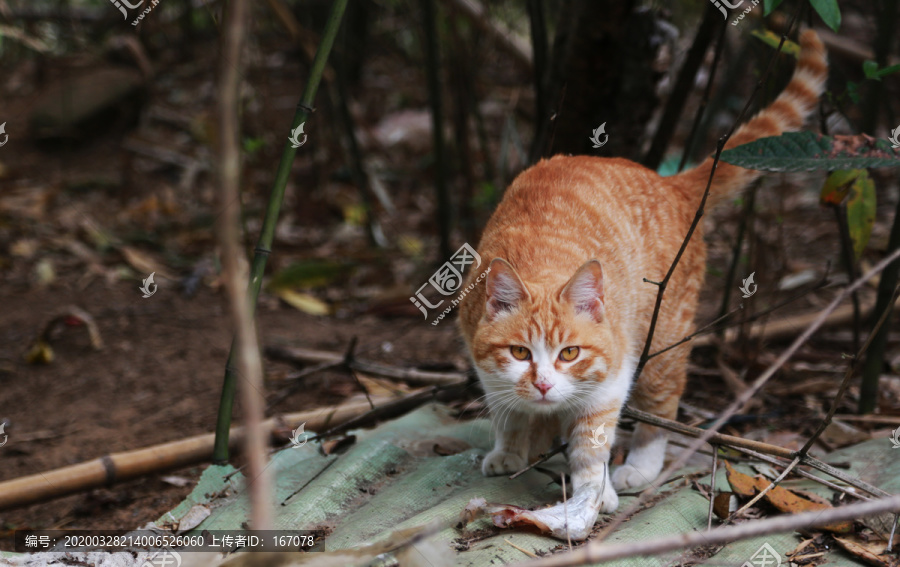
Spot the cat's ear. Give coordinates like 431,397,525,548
560,260,604,321
485,258,529,319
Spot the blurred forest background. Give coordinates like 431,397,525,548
1,0,899,543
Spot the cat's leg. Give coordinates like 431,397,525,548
482,410,532,475
612,348,687,490
567,407,621,513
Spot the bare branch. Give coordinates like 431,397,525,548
515,494,900,567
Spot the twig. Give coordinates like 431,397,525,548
648,305,742,360
517,494,900,567
888,513,898,552
265,345,467,385
509,443,568,480
562,472,572,551
505,539,539,559
798,283,900,456
308,381,470,443
729,445,868,502
622,406,793,460
216,0,271,531
726,456,801,524
707,446,717,531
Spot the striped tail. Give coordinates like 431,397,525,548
675,29,828,206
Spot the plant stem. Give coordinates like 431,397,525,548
859,177,900,413
212,0,349,464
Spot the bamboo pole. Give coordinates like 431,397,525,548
0,397,388,512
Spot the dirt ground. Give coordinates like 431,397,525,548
2,3,900,555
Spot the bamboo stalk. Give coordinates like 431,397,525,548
212,0,350,464
0,397,390,512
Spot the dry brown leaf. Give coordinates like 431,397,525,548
724,461,758,498
713,492,738,520
724,461,853,533
834,535,900,567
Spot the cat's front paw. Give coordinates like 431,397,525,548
597,479,619,513
482,449,526,476
612,463,657,490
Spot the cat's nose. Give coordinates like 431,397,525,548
534,380,553,395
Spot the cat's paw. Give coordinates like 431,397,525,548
612,463,657,490
481,449,526,476
597,479,619,513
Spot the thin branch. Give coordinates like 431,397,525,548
510,443,568,480
216,0,271,531
516,494,900,567
707,446,717,531
265,345,468,386
798,283,900,456
648,305,742,360
729,445,869,502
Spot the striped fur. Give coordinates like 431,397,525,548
458,29,827,535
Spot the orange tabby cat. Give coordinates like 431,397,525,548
459,29,827,539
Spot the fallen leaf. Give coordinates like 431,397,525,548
274,289,331,316
713,492,739,520
724,461,758,498
176,504,211,533
834,535,900,567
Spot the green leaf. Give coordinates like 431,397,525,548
720,131,900,172
809,0,841,32
844,170,876,260
751,30,800,58
820,169,862,205
763,0,785,16
862,60,900,81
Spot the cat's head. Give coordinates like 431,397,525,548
471,258,624,415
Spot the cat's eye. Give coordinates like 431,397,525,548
559,347,580,362
510,346,531,361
